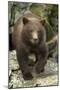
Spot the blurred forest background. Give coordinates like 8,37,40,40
8,2,58,89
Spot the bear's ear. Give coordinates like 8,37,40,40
40,19,46,26
23,17,29,25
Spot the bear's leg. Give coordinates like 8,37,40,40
36,59,46,74
36,44,48,74
41,68,45,72
17,49,33,80
23,72,33,80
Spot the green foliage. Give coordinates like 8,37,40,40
47,5,58,33
30,4,44,18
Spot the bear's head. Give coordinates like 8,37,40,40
21,17,46,47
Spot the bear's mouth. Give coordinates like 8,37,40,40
30,39,39,45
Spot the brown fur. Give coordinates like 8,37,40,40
12,12,48,80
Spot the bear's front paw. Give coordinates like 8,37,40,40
36,67,41,74
41,68,44,72
36,67,44,74
23,73,33,80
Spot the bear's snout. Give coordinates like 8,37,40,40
31,31,39,44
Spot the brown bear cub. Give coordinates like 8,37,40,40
12,11,48,80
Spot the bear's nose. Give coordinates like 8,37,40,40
33,38,38,43
34,38,38,41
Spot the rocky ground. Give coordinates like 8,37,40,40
8,50,58,89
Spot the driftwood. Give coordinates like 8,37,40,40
47,35,58,45
47,35,58,56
